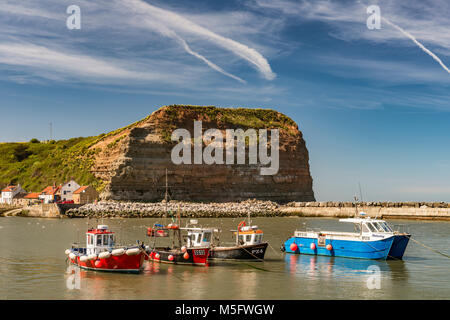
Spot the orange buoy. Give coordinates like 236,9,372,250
290,243,298,252
310,243,316,250
168,255,174,261
183,252,189,260
94,260,102,268
326,244,333,251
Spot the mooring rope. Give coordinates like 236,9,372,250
408,236,450,259
267,242,284,258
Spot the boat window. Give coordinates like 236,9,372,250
382,222,393,232
246,235,252,243
378,222,390,232
202,232,211,243
103,234,109,245
362,224,370,232
96,235,102,245
367,223,377,232
109,235,115,246
373,223,385,232
238,235,244,244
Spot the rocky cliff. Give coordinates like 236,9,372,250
89,105,315,203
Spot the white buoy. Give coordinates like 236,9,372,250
99,251,111,259
65,249,71,255
80,255,89,262
126,248,140,256
181,246,187,253
69,253,77,260
112,248,125,256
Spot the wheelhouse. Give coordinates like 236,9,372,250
339,218,394,235
235,226,264,246
86,225,115,255
184,228,213,248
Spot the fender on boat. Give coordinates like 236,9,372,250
65,249,71,255
126,248,140,256
99,251,111,259
112,248,125,256
80,255,89,262
69,252,77,260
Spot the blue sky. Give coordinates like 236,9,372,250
0,0,449,201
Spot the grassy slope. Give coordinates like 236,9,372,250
0,137,101,192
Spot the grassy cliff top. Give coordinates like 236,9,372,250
154,105,298,129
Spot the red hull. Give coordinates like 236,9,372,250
146,248,209,266
70,253,145,273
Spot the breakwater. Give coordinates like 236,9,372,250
63,200,450,220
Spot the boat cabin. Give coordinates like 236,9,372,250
235,226,264,246
338,218,394,234
86,225,115,255
184,227,213,248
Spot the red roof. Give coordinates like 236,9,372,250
41,186,60,195
2,185,16,192
24,192,40,199
73,186,90,194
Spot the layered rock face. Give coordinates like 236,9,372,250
90,105,315,203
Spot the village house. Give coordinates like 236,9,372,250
58,179,80,202
39,185,61,204
73,186,99,204
23,192,41,205
0,185,26,205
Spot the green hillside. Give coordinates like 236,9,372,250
0,137,102,193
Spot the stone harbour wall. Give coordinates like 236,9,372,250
63,200,450,220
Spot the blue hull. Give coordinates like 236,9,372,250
387,234,410,260
283,236,394,260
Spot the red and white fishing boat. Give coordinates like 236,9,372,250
145,220,212,266
65,224,145,273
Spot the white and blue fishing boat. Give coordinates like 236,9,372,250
282,213,410,260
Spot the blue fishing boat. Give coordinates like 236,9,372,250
282,214,410,260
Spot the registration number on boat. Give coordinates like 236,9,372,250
194,250,206,256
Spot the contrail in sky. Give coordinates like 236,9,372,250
382,17,450,74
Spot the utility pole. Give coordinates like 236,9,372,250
49,122,53,141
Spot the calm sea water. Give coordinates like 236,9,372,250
0,216,449,299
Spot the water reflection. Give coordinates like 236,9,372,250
285,253,408,279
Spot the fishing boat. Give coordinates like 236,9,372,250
145,220,212,266
208,213,268,261
282,212,410,260
143,169,211,266
65,224,145,273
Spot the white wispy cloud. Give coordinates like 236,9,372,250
0,42,190,83
0,0,276,85
252,0,450,74
119,0,276,81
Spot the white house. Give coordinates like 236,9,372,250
1,185,26,205
39,185,61,204
59,180,81,202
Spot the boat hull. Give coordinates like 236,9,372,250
209,243,268,261
283,236,394,260
146,247,209,266
387,234,410,260
69,250,145,274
